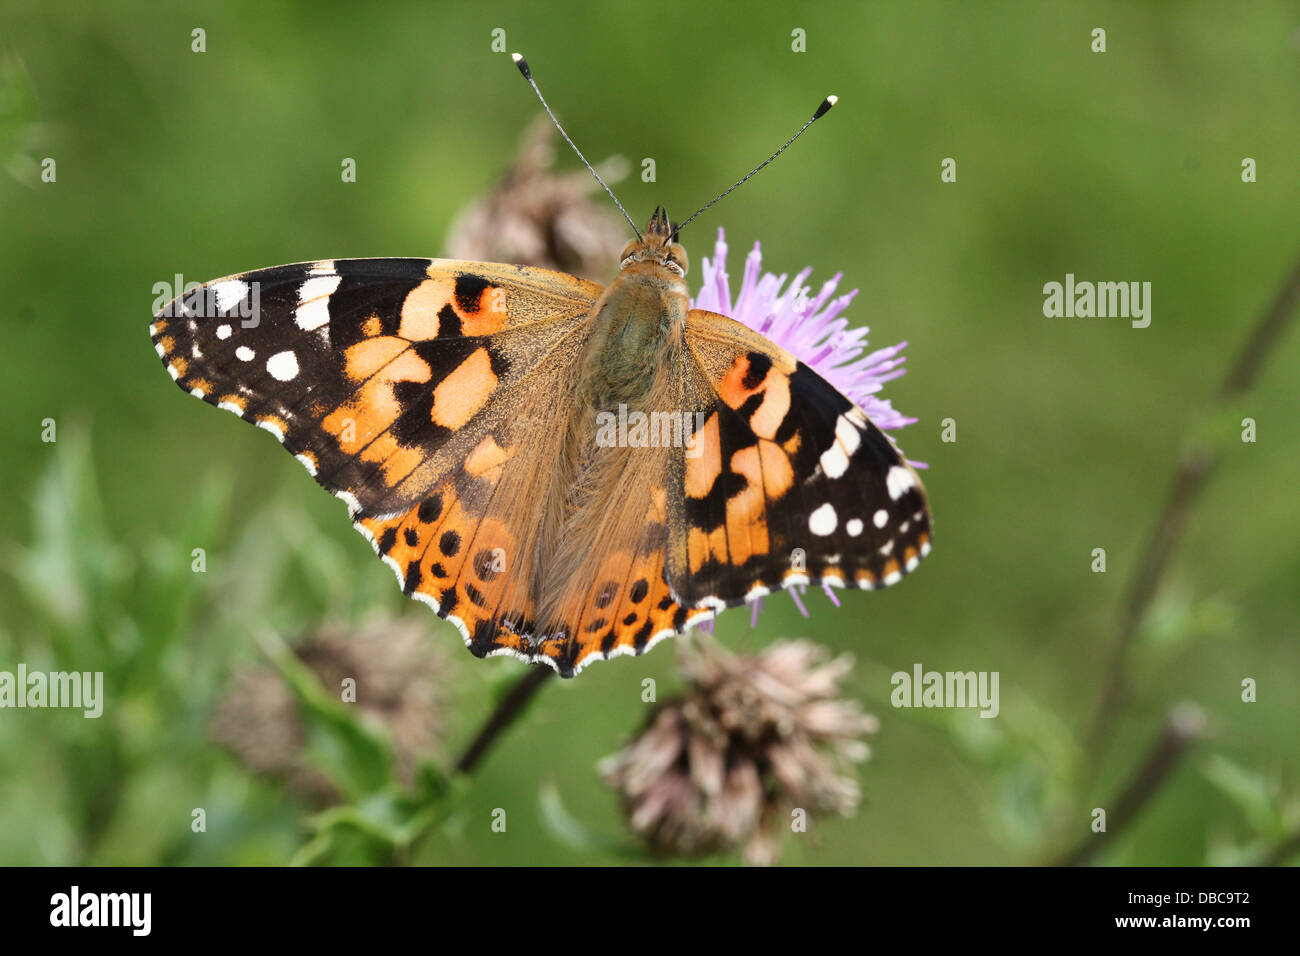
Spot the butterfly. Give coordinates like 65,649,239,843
150,61,931,678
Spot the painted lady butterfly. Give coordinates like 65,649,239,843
150,59,932,677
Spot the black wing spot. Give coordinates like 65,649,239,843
473,549,500,582
439,530,461,556
418,494,443,523
403,561,422,595
742,352,773,390
464,582,489,607
470,619,497,655
435,302,462,338
594,581,619,609
454,274,492,314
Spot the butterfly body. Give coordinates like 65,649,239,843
152,209,931,676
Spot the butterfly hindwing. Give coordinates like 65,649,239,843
674,308,932,608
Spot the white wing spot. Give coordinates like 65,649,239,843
236,346,255,362
266,350,299,381
846,518,864,537
886,465,915,500
873,508,889,528
819,414,863,479
820,443,850,479
295,274,341,331
211,280,249,313
809,502,837,536
216,324,232,340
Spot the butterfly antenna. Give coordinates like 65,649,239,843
673,94,838,239
512,53,641,240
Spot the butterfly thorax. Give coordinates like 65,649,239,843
579,260,688,409
526,211,696,633
579,206,690,407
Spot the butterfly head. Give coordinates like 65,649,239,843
619,206,688,278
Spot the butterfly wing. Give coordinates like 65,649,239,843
671,308,932,609
152,257,604,660
458,305,932,678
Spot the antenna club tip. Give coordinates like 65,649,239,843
813,94,838,119
512,53,531,78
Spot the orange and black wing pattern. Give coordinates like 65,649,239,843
672,308,932,610
152,257,605,665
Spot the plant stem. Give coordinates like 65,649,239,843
1256,827,1300,867
1086,251,1300,752
455,665,556,774
1056,704,1206,866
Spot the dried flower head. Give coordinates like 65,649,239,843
600,637,878,865
211,617,447,803
443,113,631,281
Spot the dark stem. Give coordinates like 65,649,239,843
455,665,555,774
1086,251,1300,752
1056,705,1205,867
1256,827,1300,867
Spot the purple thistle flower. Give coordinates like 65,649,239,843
693,228,918,436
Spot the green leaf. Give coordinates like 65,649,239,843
537,780,636,857
1200,755,1285,840
259,631,395,799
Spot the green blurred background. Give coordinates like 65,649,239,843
2,0,1297,865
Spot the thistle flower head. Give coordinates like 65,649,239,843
693,228,916,433
600,638,878,865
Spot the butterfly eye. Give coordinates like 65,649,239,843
665,244,688,277
619,240,639,268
